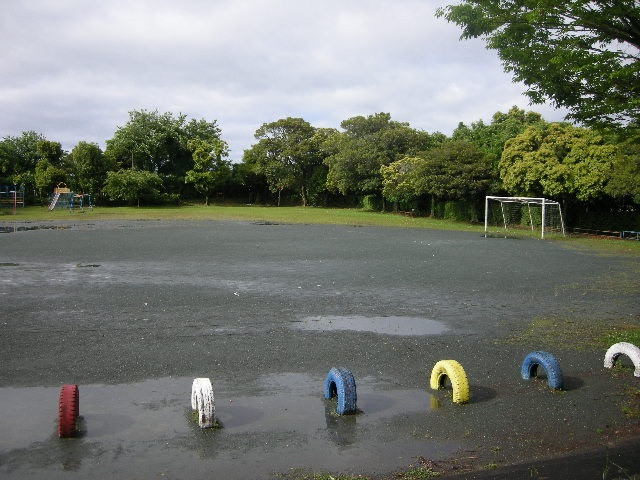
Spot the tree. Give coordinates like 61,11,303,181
381,140,493,217
452,107,545,167
32,140,66,201
230,161,268,204
104,110,224,179
105,110,185,173
36,140,64,166
424,140,492,202
605,135,640,204
103,169,164,207
34,159,65,199
0,131,45,188
324,113,434,200
380,156,429,207
437,0,640,128
185,138,231,205
243,117,325,206
500,123,619,202
65,142,113,198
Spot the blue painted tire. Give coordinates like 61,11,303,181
521,351,564,390
324,367,357,415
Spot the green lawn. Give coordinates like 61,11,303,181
2,204,485,231
3,203,640,255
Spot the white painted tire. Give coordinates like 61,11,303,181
191,378,216,428
604,342,640,377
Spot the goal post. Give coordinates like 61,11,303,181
484,196,565,239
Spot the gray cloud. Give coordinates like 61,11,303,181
0,0,568,161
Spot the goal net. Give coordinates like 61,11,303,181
484,196,565,239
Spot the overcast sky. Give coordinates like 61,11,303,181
1,0,569,162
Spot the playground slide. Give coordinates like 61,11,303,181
48,192,60,210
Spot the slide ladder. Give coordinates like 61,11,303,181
48,192,60,210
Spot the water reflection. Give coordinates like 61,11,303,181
324,398,357,446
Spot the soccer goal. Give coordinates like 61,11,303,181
484,196,565,239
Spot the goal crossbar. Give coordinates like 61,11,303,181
484,196,565,239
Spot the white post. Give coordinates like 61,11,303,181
558,203,566,236
500,202,507,231
541,198,546,239
527,203,534,231
484,196,489,236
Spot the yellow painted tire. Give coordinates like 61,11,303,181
430,360,470,404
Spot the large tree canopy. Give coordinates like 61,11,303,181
105,110,223,178
103,169,164,207
437,0,640,128
65,141,113,197
499,123,619,202
0,130,45,180
324,113,434,197
243,117,327,206
185,138,231,206
452,106,544,166
381,140,492,214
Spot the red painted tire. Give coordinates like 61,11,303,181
58,384,79,438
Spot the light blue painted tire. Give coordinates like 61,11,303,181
521,351,564,390
324,367,357,415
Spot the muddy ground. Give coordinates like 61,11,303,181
0,219,638,479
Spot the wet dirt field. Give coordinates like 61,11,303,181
0,219,639,479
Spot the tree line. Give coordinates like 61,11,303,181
2,1,638,229
0,107,638,229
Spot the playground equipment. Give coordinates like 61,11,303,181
0,185,25,214
48,183,92,211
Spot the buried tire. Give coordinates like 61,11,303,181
521,351,564,390
58,384,79,438
191,378,216,428
604,342,640,377
429,360,470,404
324,367,357,415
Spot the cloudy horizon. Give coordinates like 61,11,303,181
1,0,569,162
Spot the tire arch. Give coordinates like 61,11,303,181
191,378,216,428
429,360,470,404
604,342,640,377
58,384,79,438
323,367,357,415
521,351,564,390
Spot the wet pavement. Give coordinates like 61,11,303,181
0,375,459,479
0,219,639,479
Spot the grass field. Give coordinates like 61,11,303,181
4,204,640,256
3,204,485,230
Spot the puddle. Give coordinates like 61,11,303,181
0,375,458,479
253,220,283,226
483,233,523,239
294,315,449,336
0,225,71,234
